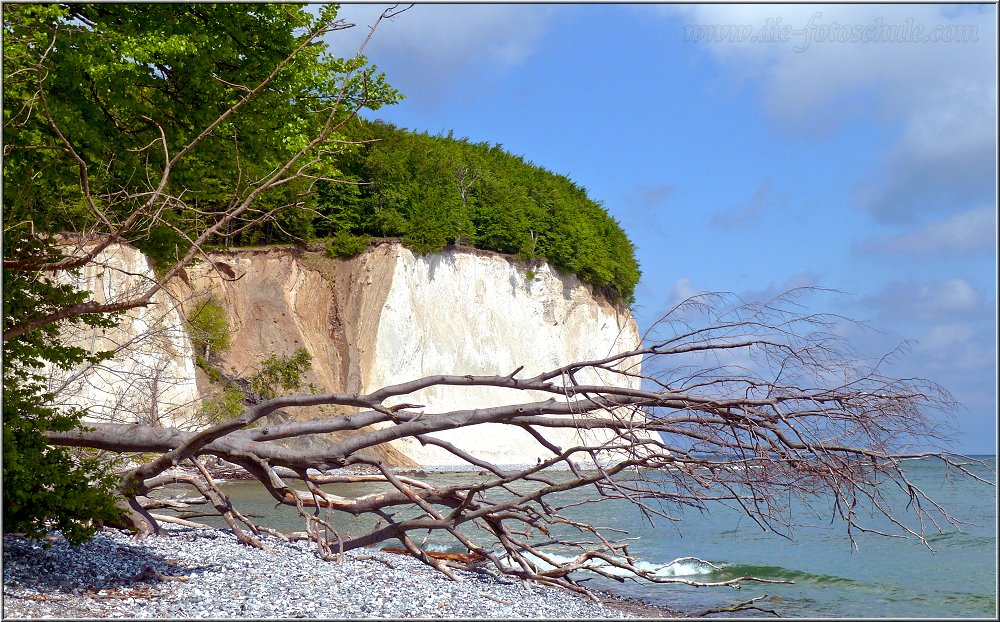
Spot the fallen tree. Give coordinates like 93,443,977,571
42,289,990,598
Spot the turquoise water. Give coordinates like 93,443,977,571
580,456,998,618
180,457,996,618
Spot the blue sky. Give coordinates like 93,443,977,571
325,3,997,455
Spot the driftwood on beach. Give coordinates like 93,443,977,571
381,547,486,565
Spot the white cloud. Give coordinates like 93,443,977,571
668,277,701,307
932,279,983,313
662,4,997,220
914,322,995,371
919,323,974,352
864,277,986,321
662,274,824,323
738,272,822,304
710,179,784,229
326,4,553,104
854,82,997,222
864,206,997,254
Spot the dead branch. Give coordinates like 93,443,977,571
694,594,783,617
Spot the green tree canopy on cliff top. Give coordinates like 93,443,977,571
318,121,642,304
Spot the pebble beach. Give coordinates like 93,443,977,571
2,527,681,619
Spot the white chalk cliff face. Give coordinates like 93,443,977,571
55,242,644,467
367,246,643,466
46,244,201,428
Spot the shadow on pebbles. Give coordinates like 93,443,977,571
2,527,685,618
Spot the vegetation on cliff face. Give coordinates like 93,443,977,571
196,348,313,424
189,297,231,364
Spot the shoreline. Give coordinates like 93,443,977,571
2,527,689,619
167,460,632,481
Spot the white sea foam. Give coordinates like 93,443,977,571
513,551,721,579
410,541,721,579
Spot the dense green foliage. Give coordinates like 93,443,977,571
3,3,399,266
326,230,372,258
189,297,231,361
197,348,313,423
249,349,313,401
3,3,638,303
257,121,641,303
2,228,124,543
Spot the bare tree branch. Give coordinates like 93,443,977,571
38,291,993,598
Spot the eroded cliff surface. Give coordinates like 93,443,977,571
54,242,644,467
47,244,201,428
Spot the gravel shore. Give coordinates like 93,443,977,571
2,527,683,619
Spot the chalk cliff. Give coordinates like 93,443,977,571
52,242,644,467
46,244,201,428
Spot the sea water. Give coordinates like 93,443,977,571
185,457,995,618
574,456,997,618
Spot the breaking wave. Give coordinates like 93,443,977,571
516,551,722,579
409,541,721,579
